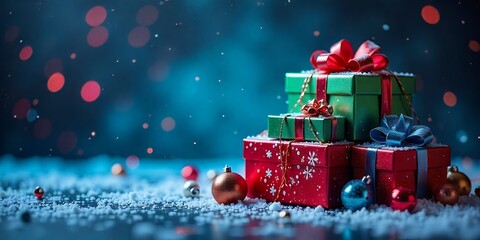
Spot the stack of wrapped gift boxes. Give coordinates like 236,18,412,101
243,39,451,208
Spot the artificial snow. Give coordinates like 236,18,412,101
1,155,479,239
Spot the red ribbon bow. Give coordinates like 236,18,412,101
310,39,389,73
301,99,333,117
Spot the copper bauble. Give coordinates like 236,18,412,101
447,165,471,196
211,165,248,204
435,183,459,205
391,187,417,212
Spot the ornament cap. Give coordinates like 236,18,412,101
448,165,459,173
190,187,200,196
362,175,372,184
224,165,231,173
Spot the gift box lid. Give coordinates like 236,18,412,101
285,71,415,95
352,144,451,171
243,136,351,167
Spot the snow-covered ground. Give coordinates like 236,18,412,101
1,155,479,240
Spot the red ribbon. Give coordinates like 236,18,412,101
293,99,337,141
309,39,392,116
310,39,389,73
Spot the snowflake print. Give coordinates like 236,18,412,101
265,168,272,178
289,177,296,185
307,151,318,166
269,186,276,196
266,150,272,158
303,166,313,180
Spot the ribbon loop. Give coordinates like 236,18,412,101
301,99,333,117
310,39,389,73
370,114,433,147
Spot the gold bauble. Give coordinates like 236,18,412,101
447,165,471,196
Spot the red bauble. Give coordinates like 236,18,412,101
181,165,199,181
211,165,248,204
391,187,417,212
435,183,459,205
34,186,44,199
111,163,126,176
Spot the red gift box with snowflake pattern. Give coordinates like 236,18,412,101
243,137,352,208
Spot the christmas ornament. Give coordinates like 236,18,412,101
181,165,199,181
475,186,480,198
183,180,200,198
279,210,291,219
34,186,44,199
211,165,248,204
341,176,373,211
435,183,459,205
111,163,126,176
206,169,217,181
391,187,417,212
21,211,31,223
447,166,471,196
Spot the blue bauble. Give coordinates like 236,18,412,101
341,177,373,211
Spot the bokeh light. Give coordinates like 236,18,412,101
85,6,107,27
126,155,140,169
44,58,63,77
161,117,176,132
421,5,440,25
12,98,31,119
469,40,479,53
142,123,149,129
382,24,390,31
128,26,150,48
81,81,101,102
313,30,320,37
19,46,33,61
87,26,109,47
26,109,37,122
57,131,78,153
47,72,65,93
462,156,473,168
456,130,468,143
443,91,457,107
4,25,20,42
147,147,153,154
70,53,77,59
33,118,52,139
148,61,169,81
136,5,158,26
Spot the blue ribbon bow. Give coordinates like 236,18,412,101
370,114,433,147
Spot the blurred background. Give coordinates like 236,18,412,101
1,0,479,161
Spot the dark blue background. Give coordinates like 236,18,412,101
1,0,479,160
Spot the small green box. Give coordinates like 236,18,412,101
285,72,415,141
267,114,345,142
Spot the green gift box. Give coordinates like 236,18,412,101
285,72,415,141
267,114,345,142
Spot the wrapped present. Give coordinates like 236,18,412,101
351,114,451,205
268,99,345,142
243,136,352,208
285,39,416,141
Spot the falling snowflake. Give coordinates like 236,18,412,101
303,166,313,180
266,150,272,158
265,168,272,178
269,186,276,196
307,151,318,166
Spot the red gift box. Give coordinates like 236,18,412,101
243,137,352,208
352,144,451,205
